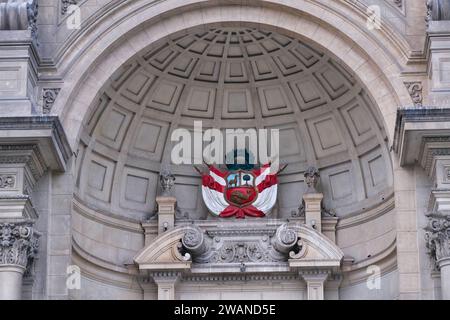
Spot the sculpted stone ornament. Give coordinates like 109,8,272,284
304,166,320,193
0,223,39,268
0,175,15,189
42,89,61,114
404,82,423,107
425,215,450,265
159,169,175,196
181,224,300,264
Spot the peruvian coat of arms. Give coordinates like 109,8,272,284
199,151,280,219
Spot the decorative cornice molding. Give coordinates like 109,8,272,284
0,144,47,184
182,273,299,282
0,116,72,171
0,222,39,268
393,107,450,167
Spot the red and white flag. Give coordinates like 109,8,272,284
201,164,278,219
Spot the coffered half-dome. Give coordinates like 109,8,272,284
75,27,393,221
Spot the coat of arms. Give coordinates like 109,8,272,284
198,151,282,219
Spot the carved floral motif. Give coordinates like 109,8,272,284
425,215,450,266
0,175,15,189
0,223,39,268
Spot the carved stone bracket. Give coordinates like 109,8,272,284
42,89,61,114
0,222,39,269
404,82,423,107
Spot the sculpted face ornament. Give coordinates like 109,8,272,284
304,166,320,193
159,169,175,196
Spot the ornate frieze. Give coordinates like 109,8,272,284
181,224,301,264
0,175,15,189
0,223,39,268
42,89,61,115
0,0,38,38
425,215,450,265
404,82,423,107
0,145,46,184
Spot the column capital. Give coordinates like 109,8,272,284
0,222,39,269
425,215,450,265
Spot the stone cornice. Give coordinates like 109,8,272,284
394,107,450,168
0,116,72,172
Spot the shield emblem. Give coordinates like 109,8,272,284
224,171,258,208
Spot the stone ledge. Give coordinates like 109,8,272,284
0,116,72,172
394,107,450,168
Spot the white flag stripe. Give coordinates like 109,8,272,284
255,166,271,186
202,186,228,215
252,185,277,213
210,171,226,186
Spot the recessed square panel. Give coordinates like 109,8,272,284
85,153,115,202
147,80,183,113
122,71,155,104
130,118,169,161
289,77,327,111
119,167,158,213
222,89,254,118
182,87,215,118
306,114,347,158
258,85,293,116
340,99,375,146
95,103,133,151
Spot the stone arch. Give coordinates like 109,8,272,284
51,1,412,150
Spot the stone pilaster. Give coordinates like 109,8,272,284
0,222,39,300
299,270,330,300
156,196,177,235
150,271,181,300
302,166,323,232
425,215,450,299
0,116,71,299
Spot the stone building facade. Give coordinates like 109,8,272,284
0,0,449,300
